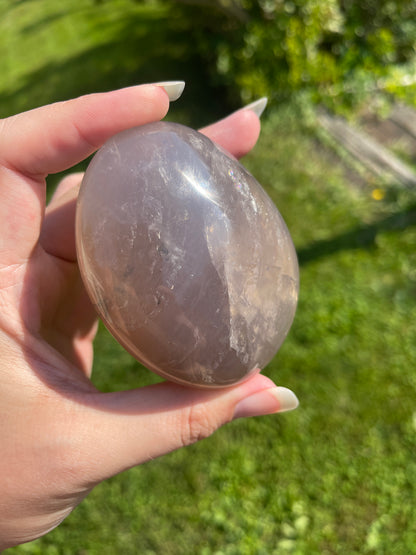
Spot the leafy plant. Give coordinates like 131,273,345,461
164,0,416,111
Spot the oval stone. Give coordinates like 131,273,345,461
76,121,299,388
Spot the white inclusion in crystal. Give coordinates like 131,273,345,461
158,165,170,185
204,210,251,361
108,139,121,164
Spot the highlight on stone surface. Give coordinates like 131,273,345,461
76,121,299,388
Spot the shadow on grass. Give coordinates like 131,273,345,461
20,8,79,35
2,2,236,195
298,202,416,265
0,4,232,127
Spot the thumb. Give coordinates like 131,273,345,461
76,375,299,484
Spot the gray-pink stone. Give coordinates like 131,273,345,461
76,122,299,388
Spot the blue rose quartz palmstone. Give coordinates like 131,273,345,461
76,122,299,388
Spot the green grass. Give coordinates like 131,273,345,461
3,2,416,553
0,0,232,125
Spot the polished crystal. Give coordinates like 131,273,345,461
76,122,299,388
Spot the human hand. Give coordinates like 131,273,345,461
0,84,298,549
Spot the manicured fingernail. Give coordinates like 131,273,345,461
154,81,185,101
233,386,299,419
243,97,268,118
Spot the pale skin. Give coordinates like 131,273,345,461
0,85,297,549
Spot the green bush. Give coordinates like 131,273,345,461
164,0,416,110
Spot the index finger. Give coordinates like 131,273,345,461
0,85,171,264
0,85,171,178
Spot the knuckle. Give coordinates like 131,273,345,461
180,402,220,447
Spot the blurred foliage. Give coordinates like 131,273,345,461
3,0,416,117
155,0,416,111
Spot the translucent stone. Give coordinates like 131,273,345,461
76,122,299,388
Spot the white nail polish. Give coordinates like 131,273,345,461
154,81,185,102
232,385,299,420
271,386,299,412
244,97,268,118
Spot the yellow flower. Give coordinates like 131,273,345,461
372,188,385,201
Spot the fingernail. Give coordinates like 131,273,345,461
233,386,299,420
243,97,268,118
153,81,185,101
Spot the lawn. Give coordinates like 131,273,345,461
2,1,416,553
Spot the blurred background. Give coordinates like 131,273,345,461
2,0,416,553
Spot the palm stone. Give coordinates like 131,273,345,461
76,121,299,388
